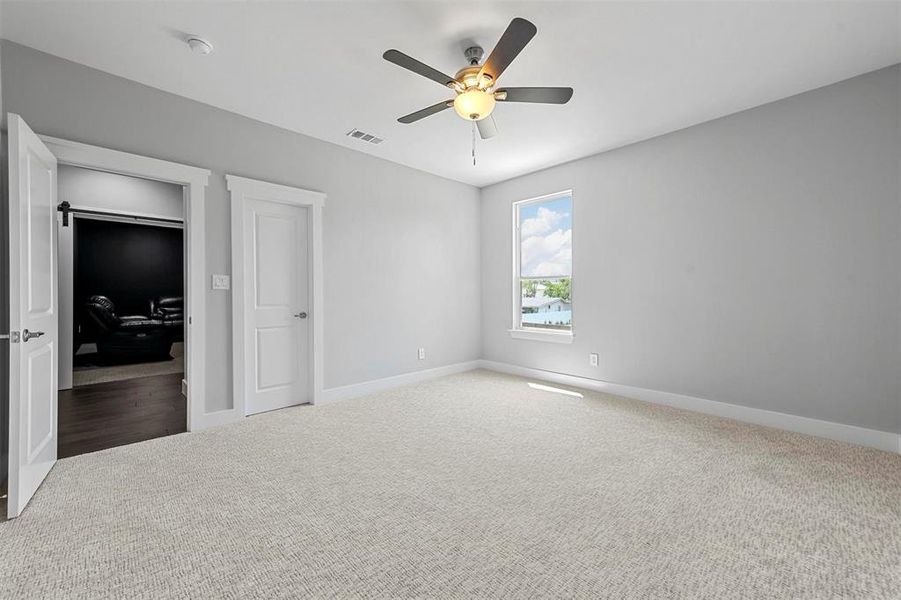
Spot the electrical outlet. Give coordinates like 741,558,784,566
589,353,599,367
211,274,231,290
418,348,426,360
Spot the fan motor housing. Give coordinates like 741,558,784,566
454,66,482,89
464,45,484,66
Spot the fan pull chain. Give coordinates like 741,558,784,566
472,121,477,166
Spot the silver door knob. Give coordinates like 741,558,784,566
294,312,307,319
22,329,45,342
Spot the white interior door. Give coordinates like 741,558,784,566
243,198,310,415
7,114,59,519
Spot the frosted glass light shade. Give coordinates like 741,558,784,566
453,89,496,121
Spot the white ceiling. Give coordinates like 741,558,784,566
2,1,899,187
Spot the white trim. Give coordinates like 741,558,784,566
478,360,901,455
57,215,74,390
508,329,574,344
227,175,325,206
39,135,209,189
227,174,325,421
320,361,481,405
39,135,213,431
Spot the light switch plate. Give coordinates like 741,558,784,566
212,274,231,290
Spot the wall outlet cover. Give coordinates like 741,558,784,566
418,348,426,360
589,353,599,367
212,274,231,290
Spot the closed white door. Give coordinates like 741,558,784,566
242,198,310,415
7,114,59,519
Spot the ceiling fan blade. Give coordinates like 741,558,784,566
397,100,453,124
497,87,573,104
383,49,457,87
478,18,537,83
477,115,498,139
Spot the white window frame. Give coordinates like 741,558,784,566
510,189,574,344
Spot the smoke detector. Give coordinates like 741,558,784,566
186,36,214,55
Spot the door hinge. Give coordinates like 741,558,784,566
0,331,20,343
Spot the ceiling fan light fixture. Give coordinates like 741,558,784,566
384,18,572,134
453,89,496,121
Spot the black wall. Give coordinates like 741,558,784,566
76,219,183,332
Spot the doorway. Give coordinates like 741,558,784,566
227,174,324,416
57,165,186,458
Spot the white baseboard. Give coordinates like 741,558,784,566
319,360,482,405
478,360,901,455
312,357,899,455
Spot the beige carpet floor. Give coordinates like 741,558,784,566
1,369,899,599
73,342,184,387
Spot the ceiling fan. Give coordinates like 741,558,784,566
383,17,573,140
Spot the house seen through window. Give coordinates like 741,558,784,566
515,191,572,332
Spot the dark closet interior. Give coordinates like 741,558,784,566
75,218,184,326
75,218,184,350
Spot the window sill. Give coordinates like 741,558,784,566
508,329,574,344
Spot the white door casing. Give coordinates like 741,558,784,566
7,114,59,519
228,175,324,419
36,134,212,431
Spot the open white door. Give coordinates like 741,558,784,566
7,114,59,519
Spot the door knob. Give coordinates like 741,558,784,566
22,329,45,342
294,312,307,319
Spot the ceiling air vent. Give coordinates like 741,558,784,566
346,129,384,145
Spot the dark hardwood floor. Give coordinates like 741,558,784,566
59,373,186,459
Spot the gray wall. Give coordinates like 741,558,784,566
58,165,184,219
1,41,481,415
481,65,901,434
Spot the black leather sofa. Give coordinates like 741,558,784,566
150,296,184,342
84,295,180,362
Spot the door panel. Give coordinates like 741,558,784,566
27,344,54,460
256,327,297,390
244,199,310,415
255,214,293,307
8,114,59,519
27,151,55,314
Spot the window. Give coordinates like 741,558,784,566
512,191,572,341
